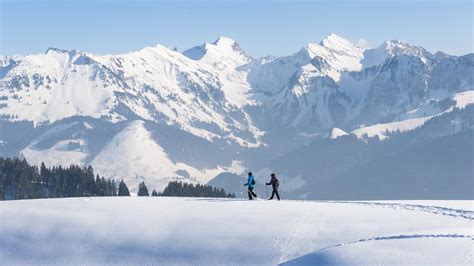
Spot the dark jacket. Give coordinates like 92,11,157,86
266,176,279,189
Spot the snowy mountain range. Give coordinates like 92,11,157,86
0,34,472,197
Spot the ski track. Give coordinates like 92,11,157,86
276,201,474,264
313,233,473,253
281,233,474,265
324,201,474,220
274,200,473,264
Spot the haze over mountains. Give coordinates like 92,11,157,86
0,34,472,198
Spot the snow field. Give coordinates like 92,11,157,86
0,197,472,265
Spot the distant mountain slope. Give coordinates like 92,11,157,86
308,130,474,200
1,34,472,194
261,106,474,200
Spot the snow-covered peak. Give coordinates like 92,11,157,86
382,40,429,57
45,47,70,55
212,36,237,47
320,33,362,53
45,47,83,58
324,127,349,139
290,34,364,81
42,47,93,67
432,51,452,61
183,37,250,67
247,34,365,97
211,36,247,57
136,43,179,56
383,39,408,48
362,39,430,68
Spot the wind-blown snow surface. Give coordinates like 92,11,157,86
0,197,472,265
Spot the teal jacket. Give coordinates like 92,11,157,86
244,175,255,189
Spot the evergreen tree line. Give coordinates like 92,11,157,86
0,157,130,200
0,157,235,200
159,181,235,198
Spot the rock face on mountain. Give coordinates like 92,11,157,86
1,34,472,196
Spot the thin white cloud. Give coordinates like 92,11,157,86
357,38,370,48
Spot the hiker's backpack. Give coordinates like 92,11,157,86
251,178,256,185
275,177,280,187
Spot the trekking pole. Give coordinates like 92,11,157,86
265,185,268,198
240,180,244,198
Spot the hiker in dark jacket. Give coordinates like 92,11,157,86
266,173,280,200
243,172,258,200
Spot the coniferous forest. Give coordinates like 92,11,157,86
160,181,235,198
0,157,235,200
0,157,127,200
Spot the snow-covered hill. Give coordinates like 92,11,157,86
0,33,472,195
90,120,243,191
324,127,349,139
0,197,472,265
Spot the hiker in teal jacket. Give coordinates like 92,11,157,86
243,172,258,200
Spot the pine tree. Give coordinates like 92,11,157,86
0,158,5,200
30,165,43,199
18,167,30,199
103,177,111,196
151,189,158,196
118,180,130,196
137,181,149,196
40,162,51,198
95,175,103,196
111,180,117,196
83,165,95,197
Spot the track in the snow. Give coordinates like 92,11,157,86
323,201,474,220
280,233,473,265
315,233,473,252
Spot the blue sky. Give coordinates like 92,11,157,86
0,0,472,57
